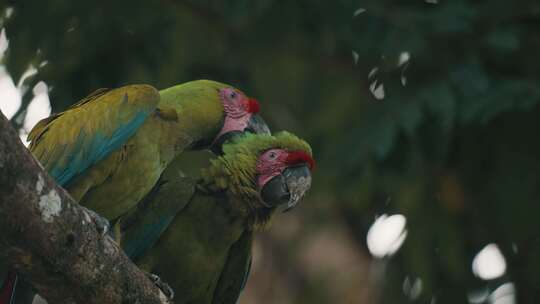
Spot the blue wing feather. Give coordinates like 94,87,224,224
120,174,196,260
123,215,176,260
28,85,160,187
51,111,148,186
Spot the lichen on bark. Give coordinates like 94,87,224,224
0,111,170,304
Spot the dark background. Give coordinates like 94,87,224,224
1,0,539,303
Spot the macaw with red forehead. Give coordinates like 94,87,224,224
27,80,268,220
118,131,314,304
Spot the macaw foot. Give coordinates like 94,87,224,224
80,206,111,237
147,273,174,301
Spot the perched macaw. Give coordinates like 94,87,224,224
119,131,315,304
1,80,270,304
27,80,268,220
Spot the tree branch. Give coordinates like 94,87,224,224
0,111,170,304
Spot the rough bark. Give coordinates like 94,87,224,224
0,112,170,304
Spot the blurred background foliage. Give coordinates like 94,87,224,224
1,0,539,303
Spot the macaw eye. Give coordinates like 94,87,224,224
268,151,277,159
229,91,237,99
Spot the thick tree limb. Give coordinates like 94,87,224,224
0,112,170,304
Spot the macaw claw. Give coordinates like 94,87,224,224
147,272,175,300
80,206,111,237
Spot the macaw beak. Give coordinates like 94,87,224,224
210,114,271,155
210,131,242,155
260,164,312,212
246,114,271,135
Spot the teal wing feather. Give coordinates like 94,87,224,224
28,85,160,186
212,230,253,304
119,166,196,260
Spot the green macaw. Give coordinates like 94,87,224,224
0,80,270,304
119,131,315,304
27,80,268,220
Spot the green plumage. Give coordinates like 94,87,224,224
202,131,313,228
28,80,230,220
119,132,313,304
5,80,258,304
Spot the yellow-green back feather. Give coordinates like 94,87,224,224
28,84,160,186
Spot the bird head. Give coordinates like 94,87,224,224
159,80,270,154
257,148,314,212
202,131,314,227
210,86,270,154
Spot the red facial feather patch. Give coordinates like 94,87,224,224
247,98,260,114
286,151,315,171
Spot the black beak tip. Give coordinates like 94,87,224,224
248,114,271,135
210,131,244,155
260,164,312,211
211,114,270,154
261,175,290,208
